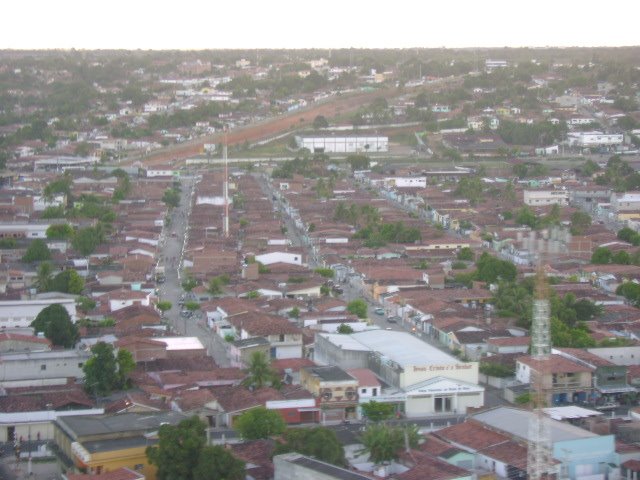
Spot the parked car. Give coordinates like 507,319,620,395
387,316,400,323
596,402,618,411
374,308,385,315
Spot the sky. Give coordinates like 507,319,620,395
2,0,639,50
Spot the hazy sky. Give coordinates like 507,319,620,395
3,0,639,50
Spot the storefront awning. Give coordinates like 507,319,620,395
597,385,637,394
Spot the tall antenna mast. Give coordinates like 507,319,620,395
223,125,229,238
527,238,553,480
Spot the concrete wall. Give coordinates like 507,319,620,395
0,351,89,385
312,335,369,369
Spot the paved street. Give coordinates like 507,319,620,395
156,175,230,367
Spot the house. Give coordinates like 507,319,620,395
53,411,189,479
274,453,372,480
300,365,358,423
486,336,530,355
228,311,303,359
515,354,593,405
98,289,152,312
523,190,569,206
0,332,52,353
0,297,77,329
0,350,91,388
472,407,616,480
554,347,635,403
0,384,102,443
347,368,384,419
228,337,271,368
64,467,145,480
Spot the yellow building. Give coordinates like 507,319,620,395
54,412,189,480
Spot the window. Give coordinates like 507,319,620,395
434,396,452,412
40,365,46,371
361,388,367,394
372,388,377,397
279,334,285,342
78,363,83,368
134,465,144,472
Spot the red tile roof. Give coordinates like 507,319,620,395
346,369,381,387
517,354,593,374
435,420,510,451
66,467,145,480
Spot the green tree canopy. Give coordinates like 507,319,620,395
192,445,245,480
474,253,517,283
454,176,484,206
49,269,85,294
591,247,612,264
361,401,396,422
313,115,329,129
146,416,207,480
337,323,354,334
83,342,135,396
22,239,52,262
347,154,370,171
46,223,74,240
72,226,103,256
162,188,180,208
275,427,345,466
156,300,172,314
31,304,79,348
359,424,419,464
242,351,281,390
235,407,286,440
457,247,474,261
347,299,368,319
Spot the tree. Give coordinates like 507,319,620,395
22,239,51,262
454,176,484,205
347,154,370,171
313,115,329,129
475,253,517,283
275,427,345,466
116,348,136,389
515,206,538,229
612,250,631,265
31,304,78,348
591,247,612,264
46,223,74,240
146,416,206,480
347,299,368,319
457,247,474,261
83,342,134,395
184,301,200,311
157,300,172,316
359,424,419,464
49,269,85,294
72,227,102,256
193,445,245,480
242,351,281,390
182,276,197,292
361,401,395,422
162,188,180,208
235,407,286,440
570,211,592,235
76,296,96,313
288,307,300,319
337,323,354,334
618,227,640,245
36,261,54,291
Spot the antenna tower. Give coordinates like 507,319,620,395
527,234,553,480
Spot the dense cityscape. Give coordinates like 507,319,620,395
0,46,640,479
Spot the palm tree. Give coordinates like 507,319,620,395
242,351,281,390
36,261,54,292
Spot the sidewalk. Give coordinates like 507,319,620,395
0,454,60,480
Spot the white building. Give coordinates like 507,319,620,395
254,251,303,266
0,350,90,388
523,190,569,206
0,222,51,239
0,298,77,329
314,330,484,417
567,131,624,147
295,135,388,154
611,193,640,212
